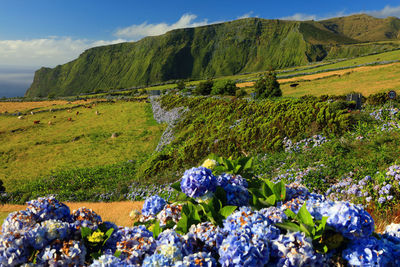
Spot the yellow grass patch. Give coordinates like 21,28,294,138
0,201,144,227
0,99,105,114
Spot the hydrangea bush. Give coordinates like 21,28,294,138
2,160,400,266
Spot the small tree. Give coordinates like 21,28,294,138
176,80,185,91
195,79,214,95
211,79,238,96
254,70,281,99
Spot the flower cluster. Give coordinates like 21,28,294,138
180,167,217,198
283,135,329,153
217,173,250,206
3,164,400,266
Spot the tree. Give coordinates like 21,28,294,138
254,70,281,99
195,79,214,95
211,79,238,96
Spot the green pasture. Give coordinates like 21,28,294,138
0,101,164,192
281,63,400,97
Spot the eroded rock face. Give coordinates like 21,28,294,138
149,96,188,152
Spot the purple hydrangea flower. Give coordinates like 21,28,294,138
142,195,167,216
181,167,217,198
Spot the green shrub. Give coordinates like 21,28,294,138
176,80,185,91
211,80,237,96
195,79,214,95
254,70,282,99
367,92,390,105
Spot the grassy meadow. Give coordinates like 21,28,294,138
281,62,400,97
0,100,164,192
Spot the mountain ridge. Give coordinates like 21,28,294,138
26,14,400,97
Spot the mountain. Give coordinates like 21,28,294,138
26,15,400,97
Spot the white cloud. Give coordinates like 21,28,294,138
366,5,400,18
281,5,400,22
237,11,255,19
0,37,125,68
115,14,209,40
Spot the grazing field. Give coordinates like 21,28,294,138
0,99,104,114
281,62,400,97
0,100,164,192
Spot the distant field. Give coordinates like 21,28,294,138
0,99,104,114
0,100,164,191
281,62,400,97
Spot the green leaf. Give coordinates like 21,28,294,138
276,222,301,232
171,181,182,192
81,227,93,239
297,203,314,227
259,194,276,206
114,250,122,258
176,214,188,234
215,186,227,206
219,205,237,219
152,220,162,239
274,181,286,201
234,165,242,174
299,223,312,237
284,209,297,220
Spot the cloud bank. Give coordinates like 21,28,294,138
0,37,125,68
281,5,400,21
115,14,209,40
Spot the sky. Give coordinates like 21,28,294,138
1,0,400,97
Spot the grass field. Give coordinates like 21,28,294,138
281,62,400,97
0,99,104,114
0,100,164,192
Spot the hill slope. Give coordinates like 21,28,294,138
26,15,400,97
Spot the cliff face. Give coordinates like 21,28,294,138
26,15,400,97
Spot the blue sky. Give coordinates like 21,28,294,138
1,0,400,97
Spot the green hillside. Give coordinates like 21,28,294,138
26,15,400,97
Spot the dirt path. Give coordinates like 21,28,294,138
0,201,144,227
236,63,400,87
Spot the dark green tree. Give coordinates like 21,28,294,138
211,79,238,96
254,70,281,99
195,79,214,95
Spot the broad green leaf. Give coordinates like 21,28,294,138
274,181,286,201
299,223,311,237
171,181,182,192
114,250,122,258
276,222,301,232
284,209,297,220
152,220,162,239
176,214,188,234
258,194,276,206
81,227,92,239
219,206,237,219
297,203,314,227
234,165,242,174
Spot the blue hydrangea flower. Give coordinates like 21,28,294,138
223,184,250,207
218,229,269,267
217,173,248,188
90,254,127,266
223,207,268,233
2,210,36,233
157,203,182,227
0,232,30,266
116,225,156,265
142,253,173,266
142,195,167,216
259,207,287,224
26,196,72,222
176,252,217,267
189,222,225,253
270,232,325,267
71,207,102,230
36,240,86,266
180,167,217,198
155,229,193,260
342,237,395,266
321,201,374,239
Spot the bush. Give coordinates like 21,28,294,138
176,80,185,91
367,92,390,105
254,70,282,99
211,80,238,96
195,79,214,95
235,88,247,98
